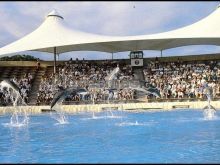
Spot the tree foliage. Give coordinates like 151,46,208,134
0,54,39,61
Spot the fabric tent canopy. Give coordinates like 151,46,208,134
0,6,220,56
0,6,220,73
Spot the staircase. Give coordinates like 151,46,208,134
0,66,37,81
132,66,145,87
45,66,55,76
28,66,54,105
28,67,46,105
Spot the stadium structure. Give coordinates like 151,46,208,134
1,5,220,112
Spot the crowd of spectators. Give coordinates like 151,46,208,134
144,59,220,100
36,59,134,105
1,57,220,106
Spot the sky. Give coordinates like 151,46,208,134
0,1,220,61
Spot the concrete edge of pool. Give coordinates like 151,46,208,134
0,100,219,114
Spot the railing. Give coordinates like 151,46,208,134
27,97,220,106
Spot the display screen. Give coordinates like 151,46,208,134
130,51,143,59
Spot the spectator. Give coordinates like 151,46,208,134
36,58,40,70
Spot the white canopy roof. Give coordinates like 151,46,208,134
0,6,220,56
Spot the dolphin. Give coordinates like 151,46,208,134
77,88,90,95
76,88,90,100
203,105,216,112
105,66,120,81
131,86,161,98
50,87,88,110
0,79,22,97
50,87,77,110
145,87,161,98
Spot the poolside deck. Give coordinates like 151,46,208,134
0,100,219,114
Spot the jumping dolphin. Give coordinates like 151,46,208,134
145,87,161,98
77,88,90,95
131,86,161,98
50,87,87,110
50,87,77,110
0,79,22,97
200,81,216,112
76,88,90,100
203,105,216,111
105,66,120,82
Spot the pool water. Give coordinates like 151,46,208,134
0,109,220,163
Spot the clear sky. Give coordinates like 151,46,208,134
0,1,220,61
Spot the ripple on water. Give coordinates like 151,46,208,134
2,122,28,128
0,109,220,163
116,121,157,127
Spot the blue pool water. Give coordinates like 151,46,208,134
0,109,220,163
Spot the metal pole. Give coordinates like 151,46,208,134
54,47,57,74
112,53,113,60
161,50,164,74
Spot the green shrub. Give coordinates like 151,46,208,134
0,54,39,61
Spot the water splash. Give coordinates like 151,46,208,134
3,109,29,128
202,82,217,120
50,87,84,124
203,108,216,120
81,115,106,120
81,109,124,120
50,105,69,125
105,108,123,119
0,80,29,127
91,111,98,119
116,120,149,126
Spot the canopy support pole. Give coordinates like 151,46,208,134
112,53,114,60
160,50,164,74
54,47,57,74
